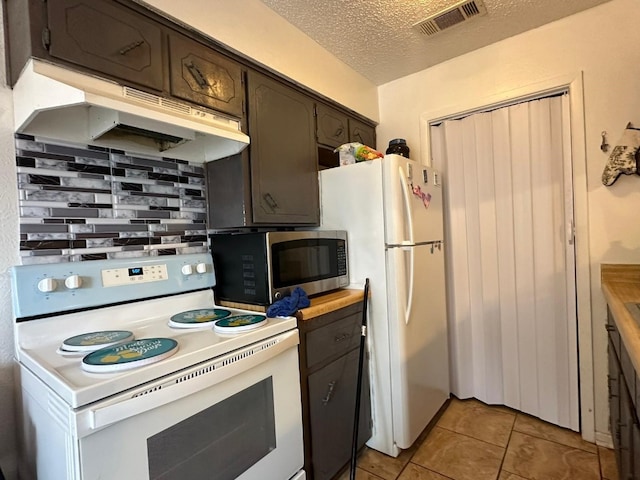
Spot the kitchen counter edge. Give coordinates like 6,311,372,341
601,263,640,375
296,289,365,321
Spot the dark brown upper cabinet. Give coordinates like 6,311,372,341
46,0,164,91
168,34,244,119
316,103,349,148
247,70,319,225
349,118,376,149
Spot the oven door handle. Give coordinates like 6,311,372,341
77,330,299,436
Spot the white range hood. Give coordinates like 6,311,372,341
12,60,250,162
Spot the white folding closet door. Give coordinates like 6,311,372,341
431,95,578,430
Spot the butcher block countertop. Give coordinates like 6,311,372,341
218,288,365,320
296,289,365,321
602,264,640,374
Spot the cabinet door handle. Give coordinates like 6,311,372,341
334,333,351,343
263,193,278,211
119,40,145,55
186,61,209,89
322,381,336,405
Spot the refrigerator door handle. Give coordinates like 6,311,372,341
402,246,415,325
399,167,414,245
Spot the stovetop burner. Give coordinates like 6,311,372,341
168,308,231,328
58,330,135,356
213,314,268,334
81,338,179,373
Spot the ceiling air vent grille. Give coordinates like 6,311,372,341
414,0,487,37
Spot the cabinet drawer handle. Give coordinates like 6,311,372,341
334,333,351,343
322,381,336,405
186,62,209,89
119,40,145,55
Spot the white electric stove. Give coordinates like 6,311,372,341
11,253,305,480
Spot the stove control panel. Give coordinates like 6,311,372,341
101,264,169,287
11,253,216,318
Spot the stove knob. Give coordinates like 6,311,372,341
196,263,208,274
181,264,194,276
37,277,57,293
64,274,83,290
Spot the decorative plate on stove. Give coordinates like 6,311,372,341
60,330,135,353
213,314,268,334
169,308,231,328
81,338,178,373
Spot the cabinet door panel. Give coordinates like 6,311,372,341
609,338,621,454
316,104,349,148
169,34,244,118
247,70,319,225
47,0,163,91
348,118,376,149
308,348,370,480
620,390,634,480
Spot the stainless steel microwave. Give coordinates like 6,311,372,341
210,231,348,306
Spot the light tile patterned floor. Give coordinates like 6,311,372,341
338,397,618,480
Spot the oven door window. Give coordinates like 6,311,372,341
147,378,276,480
271,238,343,288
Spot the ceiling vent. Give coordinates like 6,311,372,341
413,0,487,37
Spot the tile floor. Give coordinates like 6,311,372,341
339,397,619,480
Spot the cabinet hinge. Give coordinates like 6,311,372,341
42,27,51,51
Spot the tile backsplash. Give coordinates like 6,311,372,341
16,134,208,264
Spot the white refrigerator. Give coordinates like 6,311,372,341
320,154,450,457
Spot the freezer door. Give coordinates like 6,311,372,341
383,154,443,245
386,243,449,449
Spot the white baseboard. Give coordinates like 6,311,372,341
594,430,613,449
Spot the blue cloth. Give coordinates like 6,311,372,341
266,287,310,317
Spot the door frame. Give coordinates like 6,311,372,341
418,72,594,443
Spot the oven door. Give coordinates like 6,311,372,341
75,330,304,480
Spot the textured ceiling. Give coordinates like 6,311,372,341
259,0,613,85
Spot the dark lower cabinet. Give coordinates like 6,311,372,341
607,307,640,479
298,302,372,480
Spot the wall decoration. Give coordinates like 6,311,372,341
601,123,640,186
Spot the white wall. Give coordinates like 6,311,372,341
0,4,20,478
143,0,380,122
377,0,640,440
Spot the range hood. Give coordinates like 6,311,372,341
12,60,250,162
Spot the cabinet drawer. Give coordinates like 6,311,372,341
621,343,636,400
607,308,621,358
305,312,361,369
47,0,163,91
169,34,244,118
